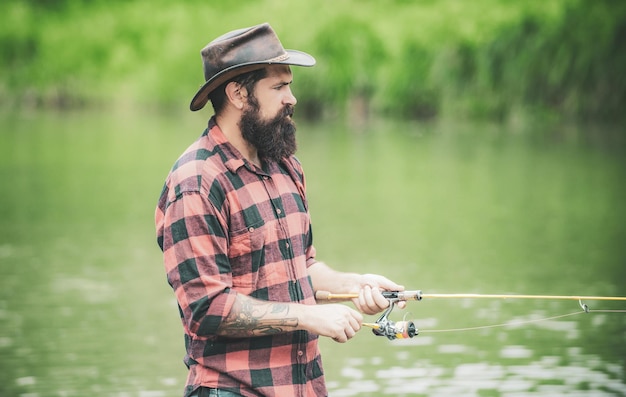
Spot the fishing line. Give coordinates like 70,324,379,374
420,308,626,334
314,290,626,339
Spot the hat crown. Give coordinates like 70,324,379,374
201,23,287,82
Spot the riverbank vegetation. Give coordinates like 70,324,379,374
1,0,624,123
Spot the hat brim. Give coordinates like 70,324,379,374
189,49,315,111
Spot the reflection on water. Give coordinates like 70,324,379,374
324,302,626,396
0,110,624,396
329,333,625,396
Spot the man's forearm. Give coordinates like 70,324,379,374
216,294,300,337
216,290,364,342
307,261,362,294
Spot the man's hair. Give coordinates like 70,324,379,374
209,67,268,114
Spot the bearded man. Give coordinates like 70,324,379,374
155,23,405,397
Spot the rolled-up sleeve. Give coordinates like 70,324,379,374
157,189,236,337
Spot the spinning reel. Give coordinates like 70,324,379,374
368,291,420,340
315,289,422,340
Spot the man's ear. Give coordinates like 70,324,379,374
225,81,246,110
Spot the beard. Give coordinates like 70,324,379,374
240,100,297,163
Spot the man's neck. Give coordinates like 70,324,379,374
215,114,261,167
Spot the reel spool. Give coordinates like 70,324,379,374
369,300,419,340
372,319,417,340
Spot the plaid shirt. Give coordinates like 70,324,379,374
155,118,327,397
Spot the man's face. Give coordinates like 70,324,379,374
239,65,298,162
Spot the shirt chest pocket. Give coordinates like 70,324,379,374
228,220,267,290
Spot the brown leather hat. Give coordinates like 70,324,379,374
190,23,316,111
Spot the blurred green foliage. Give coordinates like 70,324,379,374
0,0,624,122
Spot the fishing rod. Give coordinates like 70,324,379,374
315,290,626,340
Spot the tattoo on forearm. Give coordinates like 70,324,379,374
219,297,299,337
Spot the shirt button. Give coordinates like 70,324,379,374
276,208,282,215
248,227,255,233
285,243,290,248
297,351,304,357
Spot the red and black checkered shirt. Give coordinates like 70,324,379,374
155,118,327,397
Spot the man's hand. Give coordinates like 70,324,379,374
307,262,406,316
351,274,406,315
299,304,363,343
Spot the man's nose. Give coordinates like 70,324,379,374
284,87,297,106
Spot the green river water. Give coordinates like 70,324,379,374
0,109,624,396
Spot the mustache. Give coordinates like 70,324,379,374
281,105,294,118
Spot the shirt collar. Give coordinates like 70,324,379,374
205,117,269,176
